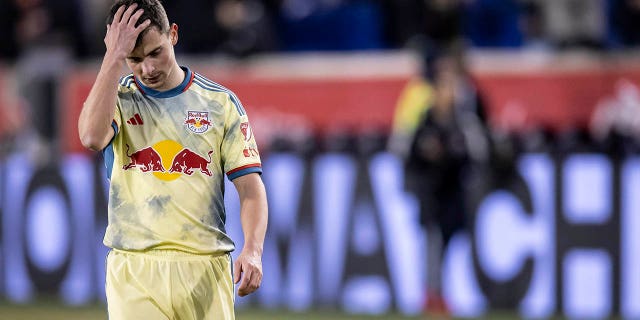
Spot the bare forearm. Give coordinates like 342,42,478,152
233,174,268,296
240,197,268,253
234,174,268,254
78,57,124,151
79,5,152,151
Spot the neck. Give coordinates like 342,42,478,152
165,63,185,90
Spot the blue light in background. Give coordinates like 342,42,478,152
518,154,555,319
25,187,69,272
563,250,612,318
563,154,612,224
621,157,640,318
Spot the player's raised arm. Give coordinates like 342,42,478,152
78,4,150,151
232,173,268,297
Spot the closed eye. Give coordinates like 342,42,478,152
149,48,161,57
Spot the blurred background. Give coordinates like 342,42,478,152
0,0,639,319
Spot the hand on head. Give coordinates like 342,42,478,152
104,4,151,61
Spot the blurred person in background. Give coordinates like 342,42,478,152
160,0,223,54
527,0,607,49
388,0,468,157
163,0,277,57
2,0,89,164
590,80,640,154
0,0,88,59
0,0,21,61
404,50,489,315
77,0,268,318
463,0,606,50
519,0,552,50
212,0,278,56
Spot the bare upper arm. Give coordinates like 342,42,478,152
97,122,117,151
232,173,266,200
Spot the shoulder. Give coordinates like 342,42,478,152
190,72,246,116
117,74,138,94
190,72,234,94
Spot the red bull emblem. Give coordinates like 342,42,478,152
240,121,252,141
168,149,213,176
240,121,259,158
184,111,211,134
122,144,165,172
123,141,213,180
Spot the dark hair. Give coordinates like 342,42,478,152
106,0,170,47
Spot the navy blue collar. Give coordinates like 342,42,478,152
134,66,194,98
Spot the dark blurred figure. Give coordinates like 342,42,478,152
380,0,424,48
404,52,488,315
381,0,460,48
386,0,468,160
0,0,20,61
1,0,88,164
382,0,464,50
164,0,277,57
162,0,222,54
0,0,88,60
214,0,278,56
530,0,606,50
422,0,465,48
5,0,88,58
610,0,640,47
519,0,552,50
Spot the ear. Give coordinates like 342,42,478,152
170,23,179,46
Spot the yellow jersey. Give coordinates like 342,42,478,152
102,67,261,254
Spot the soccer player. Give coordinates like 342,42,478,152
77,0,268,319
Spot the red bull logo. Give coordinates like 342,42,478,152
240,121,252,141
123,140,213,181
184,111,211,134
240,121,259,158
168,149,213,176
122,145,165,172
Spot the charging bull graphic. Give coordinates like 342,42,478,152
168,149,213,176
123,144,213,178
122,144,165,172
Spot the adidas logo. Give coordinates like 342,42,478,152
127,114,144,125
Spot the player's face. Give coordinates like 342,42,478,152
126,24,180,91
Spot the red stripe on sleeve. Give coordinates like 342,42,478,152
227,163,261,175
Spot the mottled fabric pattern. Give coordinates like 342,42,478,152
103,67,262,254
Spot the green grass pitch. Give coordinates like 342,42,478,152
0,299,573,320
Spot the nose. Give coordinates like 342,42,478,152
141,60,155,76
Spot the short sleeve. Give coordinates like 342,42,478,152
220,94,262,180
112,102,122,137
